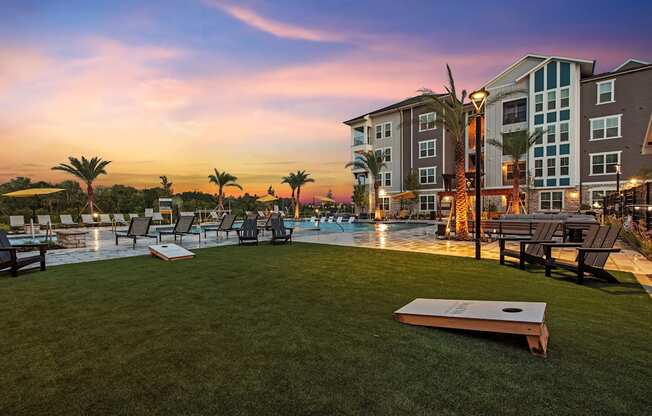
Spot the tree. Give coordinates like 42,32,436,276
292,170,315,219
208,169,242,210
345,150,386,219
52,156,111,215
159,176,173,196
403,169,420,216
352,184,367,214
281,173,298,215
488,130,543,214
419,65,469,238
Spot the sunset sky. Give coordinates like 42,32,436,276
1,0,651,201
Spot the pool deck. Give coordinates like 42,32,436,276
9,223,652,295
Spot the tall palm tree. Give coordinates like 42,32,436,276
488,130,543,214
420,65,469,239
281,173,298,214
292,170,314,219
52,156,111,215
345,150,386,219
352,184,367,214
159,175,173,196
208,169,242,210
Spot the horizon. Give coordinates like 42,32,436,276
2,0,651,201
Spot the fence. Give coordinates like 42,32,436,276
603,181,652,231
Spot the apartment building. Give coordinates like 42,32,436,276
344,55,652,216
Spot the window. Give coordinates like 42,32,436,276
534,127,544,144
590,115,621,140
535,94,543,113
590,189,616,208
419,167,436,184
383,172,392,187
559,122,569,142
560,88,569,108
540,191,563,211
378,197,390,211
419,140,436,158
590,152,620,175
384,122,392,138
375,125,382,139
375,122,392,139
503,161,526,185
547,158,556,176
547,124,556,143
597,80,614,104
383,148,391,162
418,112,436,131
419,195,436,211
535,159,543,177
374,149,382,161
559,156,569,176
353,126,366,146
502,98,527,124
547,91,556,110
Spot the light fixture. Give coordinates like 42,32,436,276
469,88,490,113
379,189,386,197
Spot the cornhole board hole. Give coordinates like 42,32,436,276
394,298,549,357
148,244,195,261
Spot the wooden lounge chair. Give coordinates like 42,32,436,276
60,214,78,228
542,224,621,284
159,215,200,243
0,230,47,277
270,217,293,244
113,213,129,226
81,214,99,227
499,222,559,269
203,214,237,239
237,218,259,245
99,214,113,226
9,216,25,233
115,217,158,248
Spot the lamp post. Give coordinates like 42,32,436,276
615,163,621,218
469,88,489,260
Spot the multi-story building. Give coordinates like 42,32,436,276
344,55,652,216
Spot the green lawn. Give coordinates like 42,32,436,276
1,243,650,415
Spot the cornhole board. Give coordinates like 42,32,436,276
394,298,549,357
148,244,195,261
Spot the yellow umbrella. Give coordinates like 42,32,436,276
3,188,65,222
391,191,416,200
315,195,335,203
257,194,278,203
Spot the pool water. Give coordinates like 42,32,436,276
155,221,421,235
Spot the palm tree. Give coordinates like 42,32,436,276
208,169,242,210
281,173,298,214
403,169,420,217
420,65,469,239
52,156,111,215
293,170,315,219
345,150,386,219
160,175,173,196
488,130,543,214
352,184,367,214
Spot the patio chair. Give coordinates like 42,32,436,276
99,214,113,226
37,214,54,229
203,213,236,239
115,217,158,248
152,212,164,224
309,216,316,223
144,208,154,218
237,218,259,245
9,216,25,232
498,221,559,270
347,216,356,224
113,213,129,226
81,214,99,227
336,216,343,223
159,215,200,243
128,213,139,220
542,224,621,284
270,217,293,244
60,214,78,228
0,230,47,277
328,216,334,223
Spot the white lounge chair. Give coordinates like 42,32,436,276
113,213,129,226
81,214,100,227
328,216,334,223
37,214,53,228
9,216,25,231
309,216,316,223
336,216,343,223
152,212,164,224
98,214,112,226
347,216,356,224
144,208,154,218
60,214,78,227
128,213,139,220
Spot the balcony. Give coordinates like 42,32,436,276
352,127,371,151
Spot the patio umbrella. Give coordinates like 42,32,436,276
3,188,65,240
315,196,335,203
257,194,278,203
391,191,416,200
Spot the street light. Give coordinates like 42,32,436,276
615,163,621,217
469,88,489,260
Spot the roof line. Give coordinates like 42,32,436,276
613,58,651,72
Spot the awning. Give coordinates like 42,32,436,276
3,188,65,197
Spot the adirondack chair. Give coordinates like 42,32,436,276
270,217,293,244
542,224,621,284
115,217,158,248
159,215,200,243
0,230,47,277
498,222,559,269
237,218,259,245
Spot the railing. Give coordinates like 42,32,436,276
603,181,652,231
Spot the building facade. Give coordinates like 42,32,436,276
344,55,652,216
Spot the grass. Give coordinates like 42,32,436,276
1,243,650,415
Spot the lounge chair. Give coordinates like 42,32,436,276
99,214,113,226
152,212,164,224
258,213,279,233
347,216,356,224
336,216,343,223
9,216,25,232
0,230,47,277
159,215,200,243
128,213,139,221
37,214,53,229
542,224,621,284
237,218,259,245
203,214,236,239
499,222,559,270
328,216,334,223
309,216,316,223
270,217,293,244
81,214,99,227
113,213,129,226
144,208,154,218
115,217,158,248
60,214,78,228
